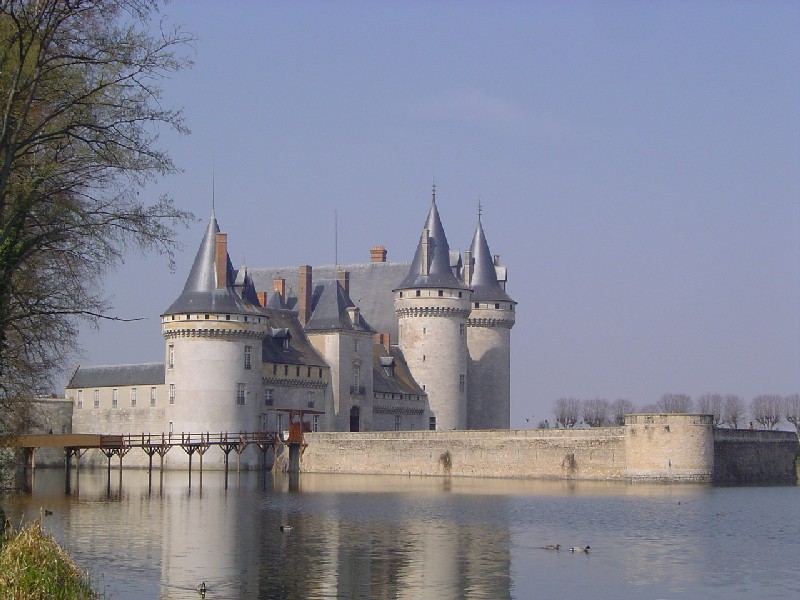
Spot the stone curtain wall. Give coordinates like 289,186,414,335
301,428,627,480
713,429,799,484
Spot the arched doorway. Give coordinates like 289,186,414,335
350,406,360,432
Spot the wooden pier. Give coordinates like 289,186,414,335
5,431,283,490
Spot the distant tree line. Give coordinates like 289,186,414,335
544,393,800,432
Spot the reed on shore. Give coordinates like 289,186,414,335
0,519,96,599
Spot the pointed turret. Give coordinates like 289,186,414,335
162,213,259,316
394,189,471,430
467,215,514,303
397,192,467,291
465,212,515,430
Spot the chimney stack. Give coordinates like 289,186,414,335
370,246,387,263
298,265,312,326
420,229,430,275
215,233,228,289
375,333,391,352
257,291,268,307
337,270,350,297
272,278,286,299
463,250,472,285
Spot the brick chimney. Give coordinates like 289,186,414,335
337,270,350,297
256,291,268,307
370,245,387,263
272,278,286,299
298,265,312,326
375,333,391,352
215,233,228,289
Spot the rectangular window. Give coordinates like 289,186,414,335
112,389,118,408
236,383,246,406
168,344,174,369
296,366,300,377
150,387,157,407
284,365,288,376
272,364,277,375
312,414,320,432
93,389,100,409
307,391,315,408
244,345,252,370
353,338,359,353
130,387,137,407
265,388,274,406
459,374,466,392
307,367,312,377
429,416,436,431
395,415,401,431
319,368,323,378
277,413,284,433
169,383,175,405
353,364,361,391
460,323,465,335
77,389,83,409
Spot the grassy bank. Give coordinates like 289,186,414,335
0,519,96,599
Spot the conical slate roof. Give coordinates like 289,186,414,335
163,213,262,315
397,196,467,290
469,216,514,303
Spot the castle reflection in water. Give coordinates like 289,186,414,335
9,470,513,599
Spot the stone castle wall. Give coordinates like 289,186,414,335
713,428,799,484
300,415,799,484
301,428,627,480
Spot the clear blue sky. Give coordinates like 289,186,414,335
76,1,800,428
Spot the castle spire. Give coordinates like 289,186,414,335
468,212,514,303
396,187,466,290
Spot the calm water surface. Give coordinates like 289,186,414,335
3,469,799,599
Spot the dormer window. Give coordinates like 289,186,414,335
283,337,290,350
380,356,395,378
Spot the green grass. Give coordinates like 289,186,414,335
0,519,96,600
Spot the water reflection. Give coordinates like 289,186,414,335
2,470,799,599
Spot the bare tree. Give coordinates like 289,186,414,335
582,398,609,427
696,394,723,426
783,394,800,434
721,394,746,428
0,1,193,439
553,398,580,428
656,393,693,413
610,398,634,425
750,395,783,430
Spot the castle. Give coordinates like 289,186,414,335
66,190,516,466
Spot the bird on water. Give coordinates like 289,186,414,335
540,544,561,551
570,545,590,553
280,525,293,532
196,581,206,597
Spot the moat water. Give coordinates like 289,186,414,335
2,469,799,599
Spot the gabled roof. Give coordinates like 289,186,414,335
469,216,515,303
305,280,376,333
163,213,263,316
67,363,165,389
397,196,468,290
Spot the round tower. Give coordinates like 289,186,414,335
464,214,516,429
161,214,268,466
394,191,471,430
